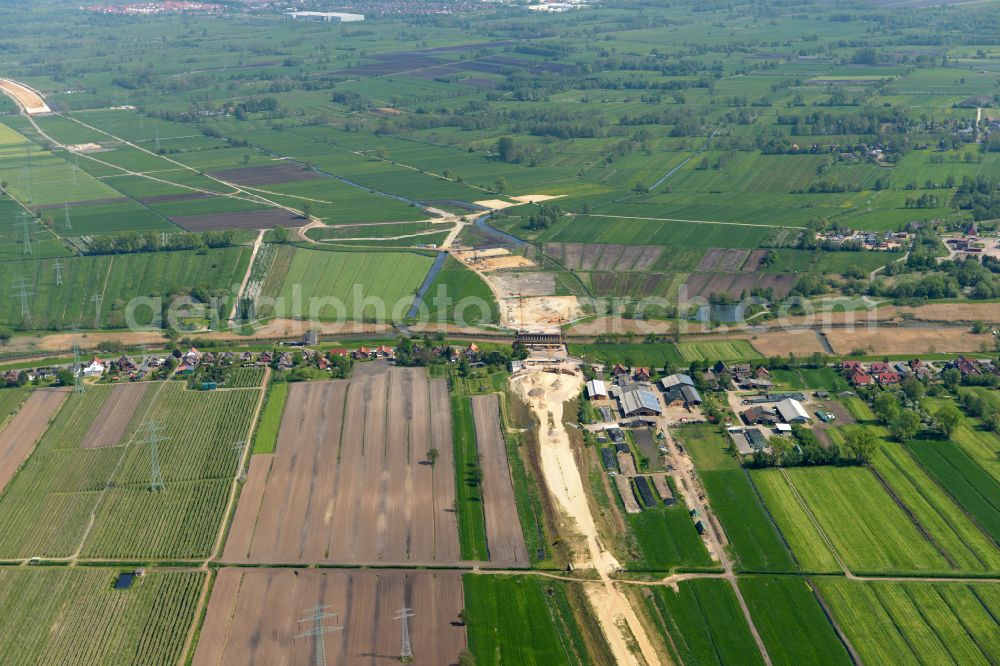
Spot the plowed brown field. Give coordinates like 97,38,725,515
222,364,459,564
0,389,68,492
193,568,465,666
80,382,149,449
470,394,529,565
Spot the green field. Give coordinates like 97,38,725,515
870,442,1000,573
906,437,1000,543
763,466,951,574
817,579,1000,665
751,470,841,573
0,387,28,425
676,425,796,572
0,247,249,329
421,257,500,326
251,380,286,455
0,568,202,666
464,574,596,666
739,576,852,666
567,343,685,368
677,340,762,362
625,503,714,571
262,246,433,322
0,381,260,559
451,395,489,561
644,579,764,666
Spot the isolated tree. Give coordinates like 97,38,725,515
495,136,517,163
271,225,289,244
935,403,961,438
300,201,313,220
493,177,507,194
843,427,877,464
889,410,921,443
458,648,477,666
426,448,439,467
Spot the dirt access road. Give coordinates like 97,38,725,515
510,363,660,666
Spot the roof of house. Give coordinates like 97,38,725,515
618,388,663,416
680,384,702,404
775,398,810,422
660,373,694,390
745,406,778,422
586,379,608,397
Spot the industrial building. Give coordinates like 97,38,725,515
284,10,365,22
617,386,663,417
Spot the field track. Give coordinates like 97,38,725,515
223,364,460,564
0,388,67,492
193,568,465,666
80,382,149,449
470,394,530,564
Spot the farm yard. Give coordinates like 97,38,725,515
194,568,465,666
223,364,460,564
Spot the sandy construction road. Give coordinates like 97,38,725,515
0,78,50,114
0,389,68,492
510,365,659,666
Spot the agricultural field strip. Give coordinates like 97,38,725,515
192,568,466,666
52,375,260,563
582,212,805,229
470,394,530,565
223,367,460,565
0,389,69,493
26,113,307,224
871,444,1000,572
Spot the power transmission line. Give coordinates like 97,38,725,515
72,341,85,393
394,606,416,662
294,605,342,666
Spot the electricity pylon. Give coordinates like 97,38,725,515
17,213,32,255
10,277,35,325
294,605,342,666
394,606,416,662
139,421,167,492
54,259,63,286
